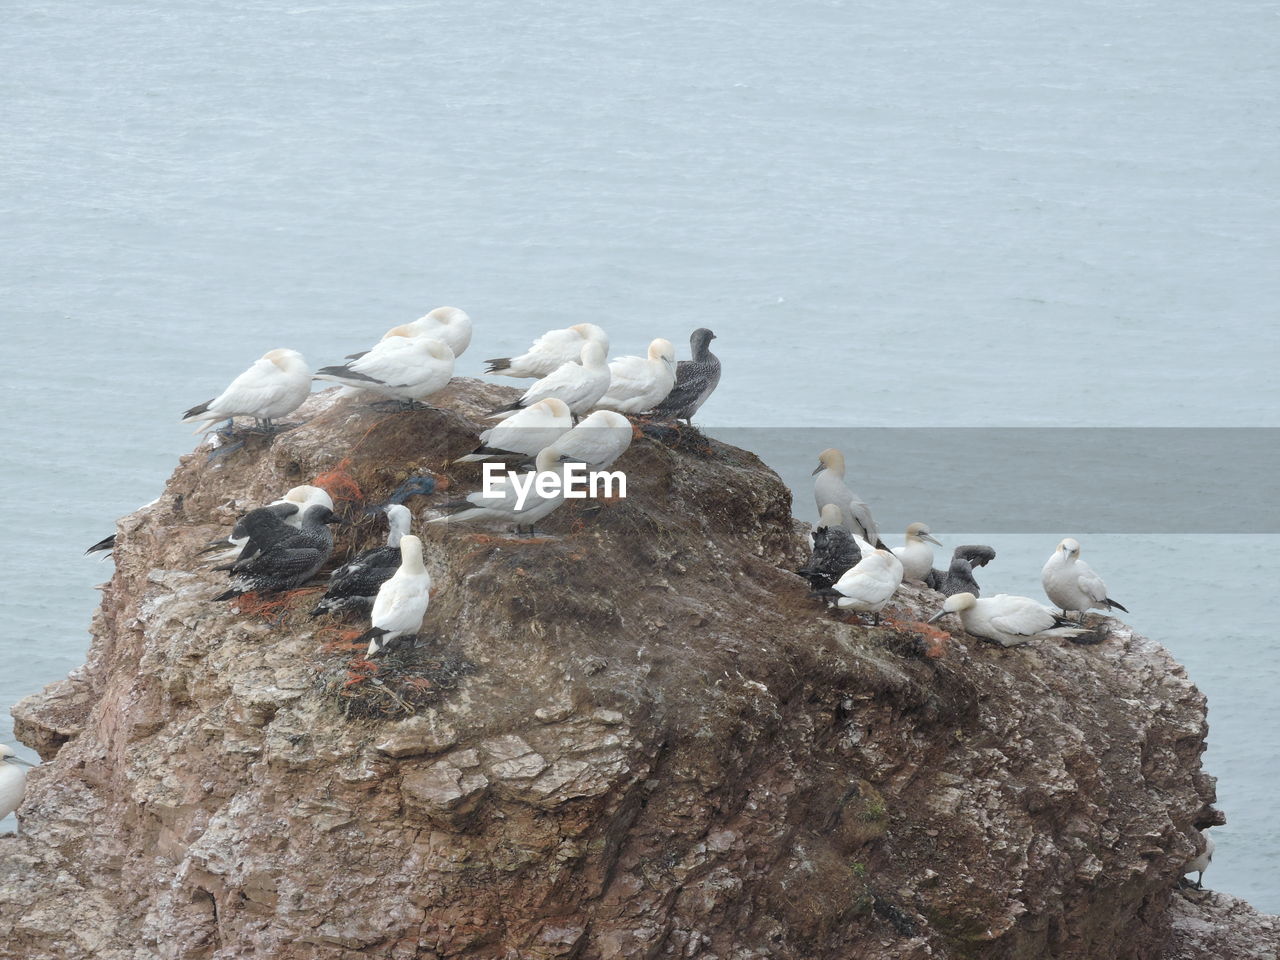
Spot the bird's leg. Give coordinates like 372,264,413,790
1196,872,1204,890
872,611,881,626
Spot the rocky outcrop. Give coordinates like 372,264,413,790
0,379,1268,959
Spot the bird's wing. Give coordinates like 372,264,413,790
520,362,583,403
373,578,430,632
210,357,292,414
247,545,325,579
987,597,1057,636
1075,564,1110,605
601,355,650,400
521,327,582,366
557,423,630,468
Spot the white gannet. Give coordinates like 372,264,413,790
366,306,472,359
1041,538,1128,619
928,592,1088,647
487,341,611,421
596,338,678,415
1184,831,1214,889
651,328,721,424
0,745,36,830
200,485,335,565
311,504,413,617
429,446,569,535
892,522,943,582
812,448,881,546
213,504,340,600
454,398,573,463
359,534,433,657
553,410,633,470
829,548,903,624
315,337,455,408
181,348,312,433
484,323,609,379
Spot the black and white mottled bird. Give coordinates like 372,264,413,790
925,545,995,595
651,328,721,424
311,505,413,617
181,348,312,433
213,504,340,601
359,535,433,657
202,485,335,566
797,504,863,592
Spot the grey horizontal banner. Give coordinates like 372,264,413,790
701,428,1279,534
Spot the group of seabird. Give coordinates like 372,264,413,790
804,446,1128,645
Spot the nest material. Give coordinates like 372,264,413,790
316,642,477,720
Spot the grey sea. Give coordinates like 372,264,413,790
2,0,1277,910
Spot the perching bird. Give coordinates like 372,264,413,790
315,337,454,408
1184,831,1214,889
892,522,943,581
925,555,982,598
487,341,611,421
797,504,863,591
596,338,678,415
213,504,339,600
553,409,634,471
812,448,882,547
454,398,573,464
484,323,609,379
825,549,903,625
359,535,432,657
348,307,473,360
650,328,721,423
429,446,570,535
928,592,1088,647
181,348,312,433
0,745,35,830
311,504,413,617
1041,538,1128,619
200,485,335,566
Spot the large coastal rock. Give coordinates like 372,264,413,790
0,380,1270,959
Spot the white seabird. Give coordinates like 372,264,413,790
1184,831,1214,889
484,323,609,379
928,592,1089,647
454,398,573,463
429,446,569,535
359,534,433,657
892,522,943,582
812,448,881,546
487,341,611,421
596,338,678,415
553,409,634,470
181,348,312,433
0,745,36,830
371,306,473,358
829,549,903,625
315,337,455,408
1041,538,1128,619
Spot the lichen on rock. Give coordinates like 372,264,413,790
0,379,1273,959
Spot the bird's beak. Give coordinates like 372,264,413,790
5,756,36,768
927,610,947,624
811,463,823,476
922,534,943,546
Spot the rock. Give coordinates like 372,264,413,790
0,378,1271,959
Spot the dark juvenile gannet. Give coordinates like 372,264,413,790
596,338,678,415
311,505,412,617
181,348,311,433
650,328,721,424
487,342,611,421
360,535,433,658
203,485,335,566
797,504,863,592
213,504,339,600
1041,538,1128,619
925,544,996,594
929,592,1088,647
812,448,882,547
454,398,573,464
484,323,609,379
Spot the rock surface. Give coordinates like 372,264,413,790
0,379,1271,959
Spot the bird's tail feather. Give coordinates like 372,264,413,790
359,626,390,657
484,357,511,375
181,399,213,423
